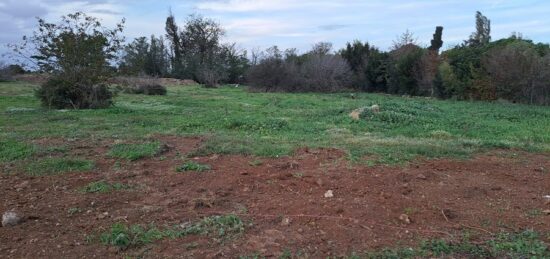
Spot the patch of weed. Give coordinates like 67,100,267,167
176,161,211,172
80,181,131,193
99,214,244,249
108,142,161,161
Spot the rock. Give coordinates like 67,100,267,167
416,174,427,180
370,104,380,113
349,109,362,120
324,190,334,198
543,210,550,215
2,211,22,227
398,214,411,224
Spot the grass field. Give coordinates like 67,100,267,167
1,81,549,165
1,81,549,257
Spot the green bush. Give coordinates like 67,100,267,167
36,77,114,109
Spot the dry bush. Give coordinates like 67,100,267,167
483,42,550,105
114,76,167,95
247,53,352,92
0,63,14,82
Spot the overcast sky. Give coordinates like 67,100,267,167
1,0,550,62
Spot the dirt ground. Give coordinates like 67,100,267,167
1,136,549,258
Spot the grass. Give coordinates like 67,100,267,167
80,181,131,193
108,142,161,161
360,230,549,258
25,158,94,176
0,139,34,162
1,81,549,165
176,161,211,172
99,214,244,249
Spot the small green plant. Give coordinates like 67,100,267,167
26,158,94,176
248,159,263,166
67,207,81,215
80,181,130,193
292,172,304,178
181,214,244,239
526,209,543,218
108,142,161,161
100,223,165,249
176,161,211,172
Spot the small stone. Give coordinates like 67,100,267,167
316,179,323,187
543,210,550,215
416,174,427,180
281,217,291,226
324,190,334,198
2,211,22,227
399,214,411,224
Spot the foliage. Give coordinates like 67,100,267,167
165,14,248,86
387,44,425,95
119,35,170,77
36,77,114,109
12,12,124,109
339,40,389,92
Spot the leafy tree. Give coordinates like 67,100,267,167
466,11,491,46
387,43,425,95
12,12,125,109
339,40,388,92
120,35,170,77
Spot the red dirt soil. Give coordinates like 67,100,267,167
1,136,549,258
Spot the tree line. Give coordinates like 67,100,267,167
9,11,550,109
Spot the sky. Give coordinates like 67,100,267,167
1,0,550,62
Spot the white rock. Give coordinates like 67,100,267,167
324,190,334,198
2,211,22,227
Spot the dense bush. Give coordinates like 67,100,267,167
37,77,113,109
12,12,124,109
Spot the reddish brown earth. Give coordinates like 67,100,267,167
1,136,549,258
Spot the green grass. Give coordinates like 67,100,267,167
108,142,161,161
80,180,131,193
99,214,244,249
0,139,34,162
176,161,212,172
1,81,549,165
25,158,94,176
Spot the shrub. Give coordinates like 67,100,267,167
36,77,114,109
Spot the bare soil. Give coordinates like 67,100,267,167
1,136,549,258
